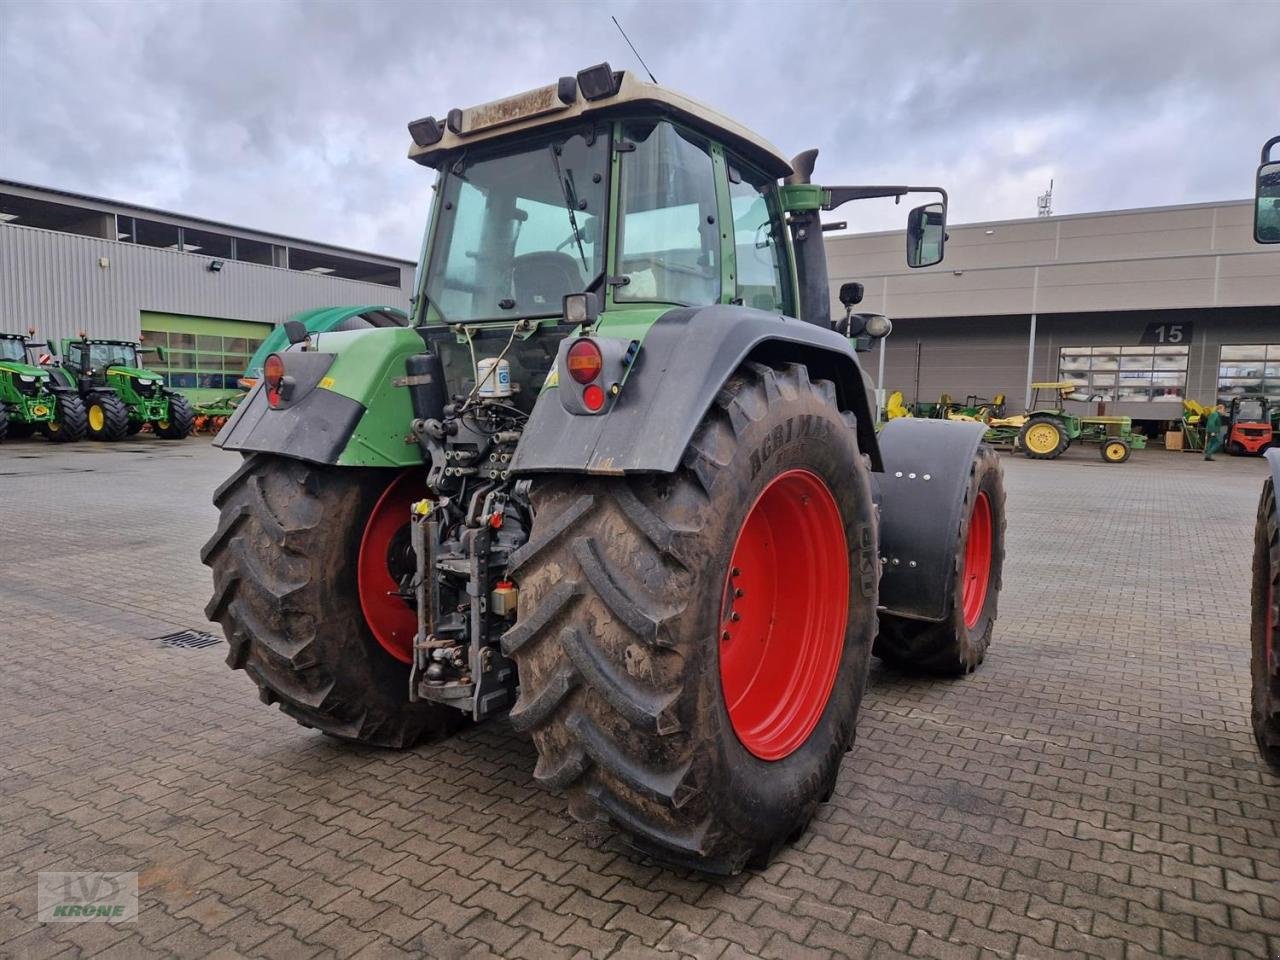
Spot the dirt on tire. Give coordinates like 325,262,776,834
202,453,464,749
504,362,877,874
875,444,1006,675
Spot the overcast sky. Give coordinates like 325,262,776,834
2,0,1277,260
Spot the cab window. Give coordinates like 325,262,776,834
728,163,788,313
617,121,720,306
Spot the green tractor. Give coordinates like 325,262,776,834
50,335,194,441
204,65,1007,873
0,331,86,443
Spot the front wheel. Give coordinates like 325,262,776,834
46,393,87,443
1100,437,1131,463
86,394,129,441
876,444,1006,675
505,362,877,873
1252,475,1280,771
155,393,194,439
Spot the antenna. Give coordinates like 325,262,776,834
612,16,657,83
1037,178,1054,218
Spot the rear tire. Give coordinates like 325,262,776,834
1019,415,1066,460
505,362,877,873
1252,476,1280,772
86,394,129,441
875,444,1006,675
202,454,464,748
0,406,9,442
155,393,194,439
46,393,87,443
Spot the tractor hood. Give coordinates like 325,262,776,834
0,359,51,380
108,365,162,381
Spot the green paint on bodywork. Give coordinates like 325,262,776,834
244,305,409,381
289,326,427,468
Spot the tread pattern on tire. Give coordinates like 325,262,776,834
88,393,129,441
505,362,870,873
47,392,87,443
876,444,1006,675
156,392,195,439
1252,476,1280,771
202,454,461,749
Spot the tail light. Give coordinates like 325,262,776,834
582,383,606,412
566,339,603,384
264,353,285,407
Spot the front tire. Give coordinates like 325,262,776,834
86,394,129,441
46,393,87,443
1100,437,1131,463
505,362,877,873
1252,476,1280,771
202,454,463,748
875,444,1006,675
155,393,194,439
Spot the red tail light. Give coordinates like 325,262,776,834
264,353,285,407
566,339,603,384
582,383,606,412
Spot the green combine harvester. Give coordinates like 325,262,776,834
204,65,1009,873
47,335,194,441
0,331,86,442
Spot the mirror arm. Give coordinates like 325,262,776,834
1263,135,1280,164
822,185,949,211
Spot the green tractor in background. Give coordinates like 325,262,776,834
0,330,87,443
204,66,1008,873
49,335,194,441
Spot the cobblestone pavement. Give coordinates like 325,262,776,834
1,438,1277,960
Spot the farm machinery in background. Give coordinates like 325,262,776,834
1182,397,1277,456
0,329,86,442
887,382,1145,463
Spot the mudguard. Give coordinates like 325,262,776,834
875,418,988,622
510,304,882,475
1268,448,1280,492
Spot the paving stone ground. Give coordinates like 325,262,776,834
0,437,1277,960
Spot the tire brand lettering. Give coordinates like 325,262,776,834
749,415,833,477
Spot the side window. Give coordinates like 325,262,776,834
727,164,787,312
617,121,720,306
66,343,85,369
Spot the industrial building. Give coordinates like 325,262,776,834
0,179,413,403
829,198,1280,424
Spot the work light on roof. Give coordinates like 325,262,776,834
408,116,443,148
576,62,619,101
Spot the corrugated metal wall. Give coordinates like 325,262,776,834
0,224,412,343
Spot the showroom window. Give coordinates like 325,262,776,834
1058,345,1188,402
1217,345,1280,403
141,328,265,391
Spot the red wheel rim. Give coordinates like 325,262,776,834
961,491,993,629
358,471,422,664
719,469,849,761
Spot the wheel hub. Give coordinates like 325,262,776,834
719,469,848,761
1026,424,1057,453
961,491,994,629
357,471,424,664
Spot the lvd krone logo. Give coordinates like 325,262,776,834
38,872,138,922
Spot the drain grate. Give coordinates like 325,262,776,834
154,629,223,649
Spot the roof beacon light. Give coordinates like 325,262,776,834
408,116,443,148
576,62,618,101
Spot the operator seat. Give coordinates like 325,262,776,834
512,252,584,312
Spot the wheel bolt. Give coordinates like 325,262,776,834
721,631,731,641
730,612,741,622
734,588,744,599
731,567,741,577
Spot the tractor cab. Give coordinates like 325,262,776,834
1226,395,1273,455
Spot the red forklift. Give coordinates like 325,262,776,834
1226,396,1274,455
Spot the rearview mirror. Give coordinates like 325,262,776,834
838,281,864,307
283,320,310,345
1256,157,1280,244
154,345,167,363
46,341,58,357
906,201,946,268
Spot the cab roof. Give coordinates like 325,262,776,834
407,70,793,181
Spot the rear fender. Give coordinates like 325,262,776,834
215,327,427,467
1267,448,1280,491
510,304,881,474
875,418,988,622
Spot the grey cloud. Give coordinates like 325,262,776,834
1,0,1276,256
